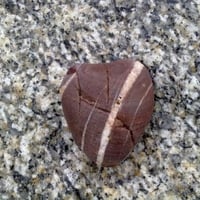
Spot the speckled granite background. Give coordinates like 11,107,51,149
0,1,199,199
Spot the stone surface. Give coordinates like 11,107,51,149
60,60,154,167
0,1,199,199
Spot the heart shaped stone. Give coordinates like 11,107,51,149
60,59,154,167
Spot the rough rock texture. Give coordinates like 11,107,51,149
0,1,199,199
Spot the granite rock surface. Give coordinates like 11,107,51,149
0,1,199,199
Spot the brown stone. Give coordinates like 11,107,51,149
60,59,154,167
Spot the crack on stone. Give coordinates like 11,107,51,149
114,117,135,160
128,129,135,146
80,94,110,114
115,117,135,145
76,71,82,114
106,65,110,104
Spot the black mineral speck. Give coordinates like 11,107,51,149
13,171,29,184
